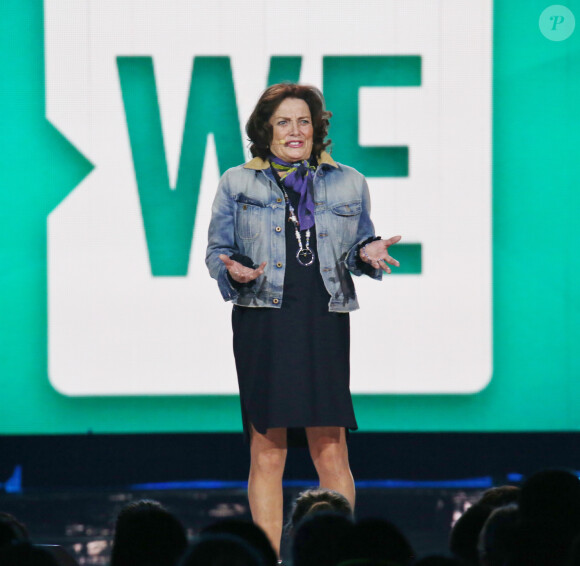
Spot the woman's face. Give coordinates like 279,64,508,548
269,97,314,163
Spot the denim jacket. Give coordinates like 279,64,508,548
205,151,381,312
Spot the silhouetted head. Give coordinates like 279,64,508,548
110,499,187,566
201,519,277,566
478,504,519,566
350,518,414,566
519,469,580,531
292,511,355,566
288,488,353,532
510,470,580,566
478,485,520,508
0,512,29,548
508,519,574,566
180,533,266,566
449,504,493,566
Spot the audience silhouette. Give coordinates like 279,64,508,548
110,499,187,566
180,533,266,566
2,469,580,566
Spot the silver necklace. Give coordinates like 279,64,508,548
280,186,315,267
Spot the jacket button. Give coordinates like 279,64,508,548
272,298,279,304
276,262,282,268
276,198,282,203
275,226,282,232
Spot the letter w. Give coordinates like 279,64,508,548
117,56,244,276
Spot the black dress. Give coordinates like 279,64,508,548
231,172,358,447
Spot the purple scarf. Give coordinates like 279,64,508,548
270,156,317,231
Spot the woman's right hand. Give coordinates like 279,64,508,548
219,254,267,284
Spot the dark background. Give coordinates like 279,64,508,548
2,433,579,490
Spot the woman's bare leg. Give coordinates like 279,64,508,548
305,427,355,509
248,425,288,557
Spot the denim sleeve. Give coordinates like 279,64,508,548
205,171,241,301
345,176,382,281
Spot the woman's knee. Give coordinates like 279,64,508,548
250,427,288,475
251,446,287,475
314,443,349,475
307,430,350,475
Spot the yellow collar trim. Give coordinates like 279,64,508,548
243,151,338,170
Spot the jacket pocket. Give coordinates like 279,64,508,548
330,200,362,245
235,194,265,240
331,201,362,217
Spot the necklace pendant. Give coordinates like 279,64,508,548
296,248,315,267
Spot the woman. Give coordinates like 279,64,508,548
206,83,400,555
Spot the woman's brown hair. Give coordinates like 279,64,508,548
246,83,332,161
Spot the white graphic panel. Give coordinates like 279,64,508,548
46,0,492,394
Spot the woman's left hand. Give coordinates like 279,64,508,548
359,235,402,274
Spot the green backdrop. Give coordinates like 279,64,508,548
1,0,579,434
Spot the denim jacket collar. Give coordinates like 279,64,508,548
243,150,338,170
